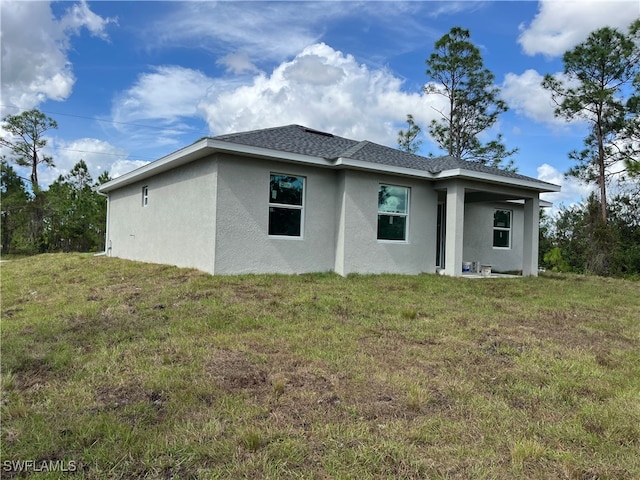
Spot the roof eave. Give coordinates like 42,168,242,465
333,159,561,193
97,137,560,195
97,138,212,193
97,139,334,193
434,168,561,193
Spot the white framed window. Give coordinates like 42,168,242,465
377,184,409,241
142,186,149,207
493,209,511,248
269,174,304,237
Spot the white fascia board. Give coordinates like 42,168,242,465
97,139,211,192
97,139,331,193
434,168,561,193
506,199,554,208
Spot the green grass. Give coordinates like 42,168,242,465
1,253,639,479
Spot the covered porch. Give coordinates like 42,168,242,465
435,179,552,277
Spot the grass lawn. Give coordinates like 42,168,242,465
1,254,639,479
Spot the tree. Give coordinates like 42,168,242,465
540,186,640,277
541,20,640,224
1,159,32,253
397,114,423,153
1,109,58,191
43,160,109,252
424,27,517,169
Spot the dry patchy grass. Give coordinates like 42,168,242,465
1,254,639,479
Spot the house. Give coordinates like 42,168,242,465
97,125,560,276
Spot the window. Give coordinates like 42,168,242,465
269,174,304,237
377,184,409,241
142,186,149,207
493,209,511,248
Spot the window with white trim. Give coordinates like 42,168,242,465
269,174,304,237
493,209,511,248
142,186,149,207
377,184,409,241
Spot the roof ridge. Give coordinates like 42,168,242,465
214,124,303,140
338,140,370,159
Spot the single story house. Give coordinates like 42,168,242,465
97,125,560,276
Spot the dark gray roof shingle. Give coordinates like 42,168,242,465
214,125,359,159
213,124,552,186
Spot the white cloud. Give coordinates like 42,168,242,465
58,0,115,40
111,65,226,150
216,53,260,75
40,138,130,185
110,43,446,148
0,0,115,112
518,0,639,57
113,66,214,124
149,2,341,65
109,160,150,180
199,43,445,145
538,163,593,214
501,69,582,127
284,54,346,86
147,2,445,75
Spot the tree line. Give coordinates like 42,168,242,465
1,110,109,254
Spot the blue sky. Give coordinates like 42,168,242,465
1,0,638,209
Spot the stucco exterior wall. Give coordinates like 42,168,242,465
463,202,525,273
337,170,437,275
212,155,339,274
104,151,539,276
106,157,217,273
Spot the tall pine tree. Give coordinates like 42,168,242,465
542,20,640,224
1,109,58,191
424,27,517,170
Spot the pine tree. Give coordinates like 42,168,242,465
542,20,640,224
1,109,58,191
397,114,423,154
424,27,517,170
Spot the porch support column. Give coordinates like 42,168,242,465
522,196,540,276
444,184,465,276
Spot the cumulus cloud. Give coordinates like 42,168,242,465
199,43,445,145
501,69,584,127
284,54,346,86
109,43,446,148
0,0,115,112
518,0,638,56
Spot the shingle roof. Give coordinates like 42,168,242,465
213,125,359,159
212,124,554,187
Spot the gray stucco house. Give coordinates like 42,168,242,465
97,125,560,276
